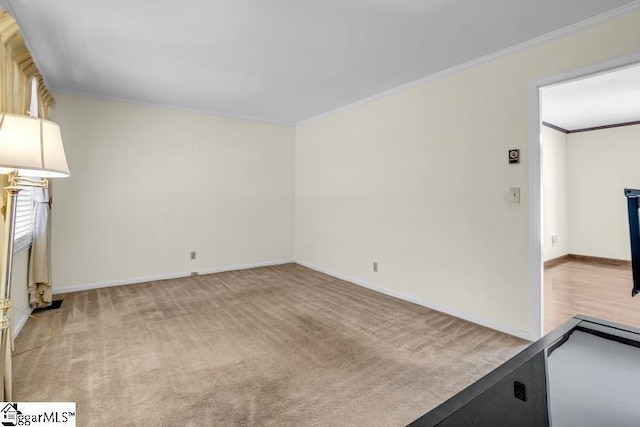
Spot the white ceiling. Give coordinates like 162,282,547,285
542,64,640,131
3,0,638,125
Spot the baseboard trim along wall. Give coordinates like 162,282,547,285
14,307,33,336
544,254,571,269
53,259,295,295
544,254,631,269
294,259,532,341
51,257,531,340
566,254,631,267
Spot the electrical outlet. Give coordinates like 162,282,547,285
190,251,196,260
373,262,378,272
514,381,527,402
551,235,558,246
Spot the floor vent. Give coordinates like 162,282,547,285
33,299,63,312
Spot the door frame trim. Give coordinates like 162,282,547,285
528,52,640,340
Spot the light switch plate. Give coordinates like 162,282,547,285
509,187,521,203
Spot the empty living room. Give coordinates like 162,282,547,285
1,1,640,426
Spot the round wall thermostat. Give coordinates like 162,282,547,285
508,149,520,164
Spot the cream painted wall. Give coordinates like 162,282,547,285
51,94,295,290
295,11,640,337
542,126,569,261
567,124,640,260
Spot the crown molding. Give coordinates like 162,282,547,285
542,122,569,134
298,2,640,126
568,119,640,134
52,89,295,127
6,0,639,127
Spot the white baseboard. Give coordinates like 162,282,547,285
13,307,33,337
295,259,532,341
53,259,294,295
50,257,531,340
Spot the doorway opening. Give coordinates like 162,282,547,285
535,60,640,336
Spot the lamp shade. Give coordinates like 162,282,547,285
0,113,70,178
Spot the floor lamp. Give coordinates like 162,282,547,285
0,113,70,401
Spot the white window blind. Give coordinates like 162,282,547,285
12,77,40,254
13,187,35,253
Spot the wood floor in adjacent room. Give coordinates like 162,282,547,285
544,260,640,334
13,264,525,427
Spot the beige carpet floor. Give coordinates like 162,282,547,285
13,263,526,426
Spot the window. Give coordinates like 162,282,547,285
12,76,40,254
13,187,35,254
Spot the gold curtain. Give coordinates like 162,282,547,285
0,8,55,401
0,11,54,115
